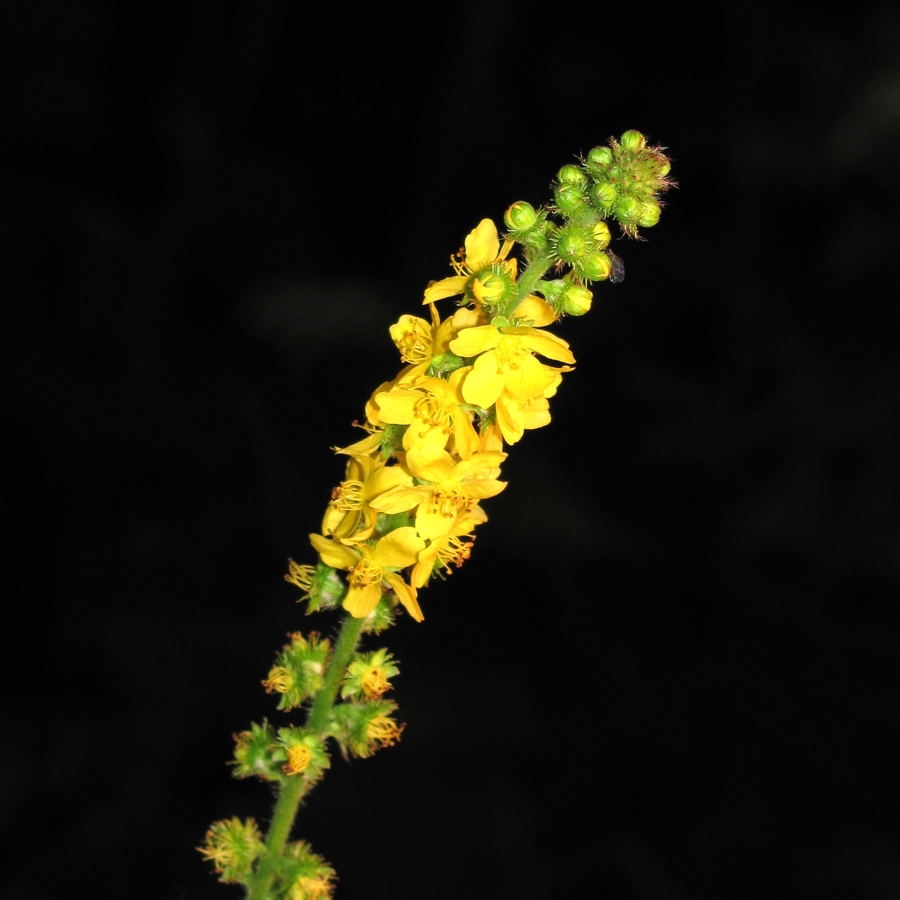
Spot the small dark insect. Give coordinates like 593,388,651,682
608,249,625,284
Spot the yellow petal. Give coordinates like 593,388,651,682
383,571,424,622
342,583,381,618
461,479,507,500
423,275,469,304
405,445,455,484
374,388,419,425
368,485,430,514
502,353,553,400
464,219,500,269
504,327,576,364
310,533,359,569
511,295,558,327
373,527,426,568
461,352,504,408
448,325,500,358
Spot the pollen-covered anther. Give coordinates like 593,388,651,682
285,560,315,591
494,337,528,372
332,479,364,511
350,558,382,589
282,744,312,776
360,668,391,700
262,666,295,695
438,535,474,571
431,486,463,520
367,716,404,748
396,327,431,365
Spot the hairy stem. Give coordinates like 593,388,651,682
247,613,366,900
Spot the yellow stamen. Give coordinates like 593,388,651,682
350,558,382,589
282,744,312,776
366,716,404,748
285,560,315,592
360,668,390,700
331,479,364,511
262,666,294,695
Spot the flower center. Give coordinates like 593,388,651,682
494,336,528,372
396,324,431,365
350,558,382,588
360,668,390,700
332,479,364,511
282,744,312,776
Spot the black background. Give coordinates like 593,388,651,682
4,2,900,898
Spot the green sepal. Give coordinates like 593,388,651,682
360,596,396,634
304,561,345,613
341,648,400,701
198,816,266,885
264,631,332,711
276,727,331,782
231,720,283,782
428,350,466,377
327,698,403,759
380,423,406,460
271,841,336,898
375,510,413,535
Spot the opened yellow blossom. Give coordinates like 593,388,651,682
449,324,575,408
321,454,412,542
310,528,426,621
494,370,563,444
423,219,516,306
370,447,506,541
374,368,480,459
411,503,487,588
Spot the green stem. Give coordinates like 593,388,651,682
501,253,552,319
247,613,366,900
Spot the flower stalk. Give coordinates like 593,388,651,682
200,131,674,899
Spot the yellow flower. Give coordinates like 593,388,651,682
449,324,574,408
493,370,562,444
411,503,487,588
370,447,506,541
374,368,480,458
321,454,412,542
309,528,426,621
423,219,516,305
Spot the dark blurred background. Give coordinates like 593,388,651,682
4,1,900,898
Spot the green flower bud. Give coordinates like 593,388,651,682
620,129,646,152
561,283,593,316
581,251,612,282
590,181,617,212
557,164,587,186
472,264,517,311
553,223,590,263
587,146,613,168
554,183,586,217
637,200,661,228
504,200,538,232
591,220,611,250
614,195,641,226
